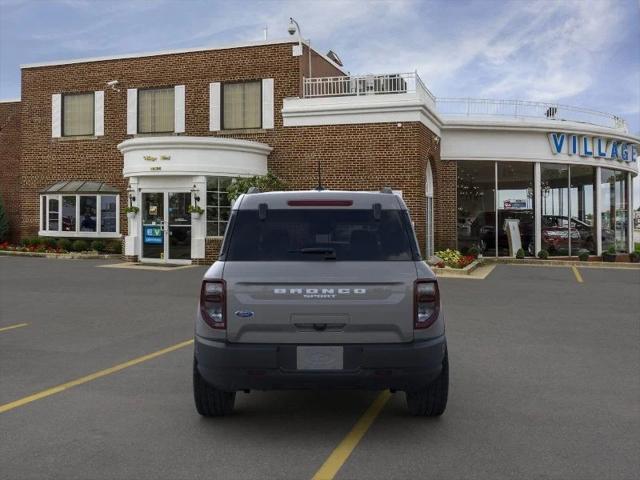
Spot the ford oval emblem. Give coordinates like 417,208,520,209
235,310,254,318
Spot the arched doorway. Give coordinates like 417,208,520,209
425,160,435,257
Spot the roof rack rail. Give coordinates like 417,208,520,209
380,187,393,194
246,186,262,194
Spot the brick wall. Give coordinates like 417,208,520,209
0,101,21,242
17,41,448,263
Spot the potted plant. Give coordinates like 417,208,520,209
537,249,549,260
577,249,590,262
515,248,525,259
187,204,204,219
125,206,139,220
602,245,617,262
630,251,640,263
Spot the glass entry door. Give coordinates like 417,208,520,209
141,192,191,263
167,192,191,260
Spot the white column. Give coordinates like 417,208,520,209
595,167,602,256
94,91,104,136
191,175,207,260
51,94,62,138
209,83,221,131
534,162,541,255
628,172,634,254
124,177,140,258
174,85,186,133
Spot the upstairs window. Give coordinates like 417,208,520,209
222,81,261,129
138,87,175,133
63,92,94,136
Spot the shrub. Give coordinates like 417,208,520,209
105,240,122,254
468,246,480,258
90,240,106,252
435,249,463,268
57,238,72,252
537,249,549,260
577,250,589,261
515,248,525,259
226,173,286,203
42,237,57,249
71,239,89,252
607,244,616,255
20,237,34,247
629,251,640,263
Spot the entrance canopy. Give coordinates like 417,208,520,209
41,180,119,194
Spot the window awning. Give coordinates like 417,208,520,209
40,181,120,194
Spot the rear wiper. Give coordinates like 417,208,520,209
288,247,337,260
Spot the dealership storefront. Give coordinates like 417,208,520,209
442,119,638,257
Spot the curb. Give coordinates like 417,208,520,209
484,257,640,269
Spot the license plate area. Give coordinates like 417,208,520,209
296,346,343,370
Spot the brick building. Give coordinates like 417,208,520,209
1,38,638,263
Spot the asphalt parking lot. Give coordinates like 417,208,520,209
1,257,638,480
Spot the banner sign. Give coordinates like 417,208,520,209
143,226,163,245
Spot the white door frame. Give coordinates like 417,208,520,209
139,190,192,264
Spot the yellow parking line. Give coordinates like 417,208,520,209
0,323,28,333
571,266,584,283
312,390,391,480
0,339,193,414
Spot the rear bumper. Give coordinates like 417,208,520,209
194,335,446,392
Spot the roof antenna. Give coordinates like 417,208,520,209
316,159,324,191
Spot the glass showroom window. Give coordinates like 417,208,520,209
601,169,629,253
569,165,596,255
206,177,232,236
541,164,569,256
138,87,174,133
497,162,534,256
40,194,119,236
63,92,94,136
457,161,496,256
222,81,261,129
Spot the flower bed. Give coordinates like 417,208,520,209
0,237,122,255
434,249,477,269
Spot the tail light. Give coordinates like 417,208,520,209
200,280,226,329
414,280,440,329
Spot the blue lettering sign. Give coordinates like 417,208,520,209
580,136,593,156
144,226,163,245
548,133,565,154
610,141,619,160
569,135,578,155
595,138,607,157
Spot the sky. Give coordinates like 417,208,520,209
1,0,639,205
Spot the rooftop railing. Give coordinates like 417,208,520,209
303,72,436,102
302,73,627,131
435,97,628,131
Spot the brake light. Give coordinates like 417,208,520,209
414,280,439,329
200,280,226,329
287,200,353,207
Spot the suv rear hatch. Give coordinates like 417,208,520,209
221,204,420,344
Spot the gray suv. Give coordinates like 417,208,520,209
193,190,448,416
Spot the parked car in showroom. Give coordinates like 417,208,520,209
193,189,448,417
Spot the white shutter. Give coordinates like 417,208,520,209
94,91,104,136
51,94,62,138
126,88,137,135
209,82,221,131
174,85,185,133
262,78,274,129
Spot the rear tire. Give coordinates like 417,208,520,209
405,350,449,416
193,359,236,416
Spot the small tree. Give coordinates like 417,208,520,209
226,173,286,203
0,196,9,242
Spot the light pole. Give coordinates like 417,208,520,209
288,18,312,85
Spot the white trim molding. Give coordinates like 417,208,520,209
118,136,271,178
282,93,442,136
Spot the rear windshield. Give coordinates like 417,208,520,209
224,209,418,261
